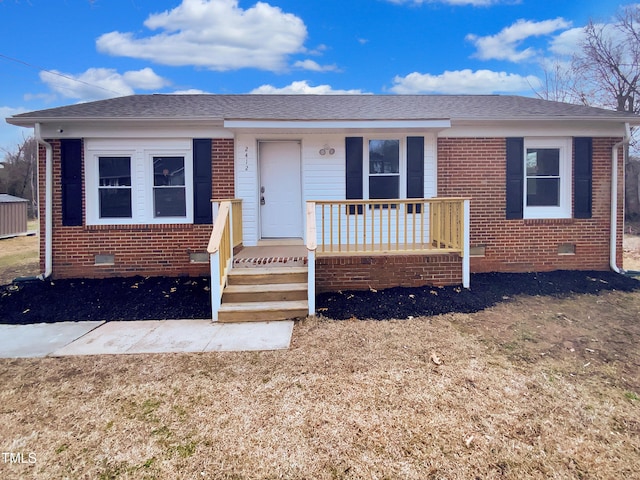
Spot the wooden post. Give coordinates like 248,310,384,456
306,201,317,317
210,251,221,322
463,199,471,289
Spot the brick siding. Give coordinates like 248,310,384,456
315,253,462,293
39,134,623,282
38,138,234,279
437,137,624,273
212,138,235,199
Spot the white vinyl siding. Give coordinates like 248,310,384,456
235,133,436,247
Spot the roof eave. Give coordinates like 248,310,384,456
6,116,225,128
452,115,640,125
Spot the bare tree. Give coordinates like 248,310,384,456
572,5,640,218
533,59,584,104
574,7,640,114
0,136,38,218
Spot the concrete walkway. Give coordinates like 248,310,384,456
0,320,294,358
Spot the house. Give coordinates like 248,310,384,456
6,94,640,321
0,194,29,238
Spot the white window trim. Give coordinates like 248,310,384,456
85,140,194,226
523,137,572,220
363,136,407,200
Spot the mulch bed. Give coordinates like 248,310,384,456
1,271,639,325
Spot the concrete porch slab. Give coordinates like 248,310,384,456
0,321,104,358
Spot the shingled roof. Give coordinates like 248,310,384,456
7,94,640,126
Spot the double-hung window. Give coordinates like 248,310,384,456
85,139,193,225
366,139,403,201
523,138,571,219
98,156,132,218
368,139,400,199
153,156,186,217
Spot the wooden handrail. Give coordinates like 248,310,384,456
208,201,230,254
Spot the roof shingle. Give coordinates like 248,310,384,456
7,94,640,125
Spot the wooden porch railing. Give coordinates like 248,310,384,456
208,200,242,321
211,199,243,249
306,197,471,288
308,198,468,255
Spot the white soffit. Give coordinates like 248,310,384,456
223,119,451,132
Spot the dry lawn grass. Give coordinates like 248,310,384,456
0,222,39,285
1,290,640,479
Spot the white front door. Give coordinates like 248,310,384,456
259,141,303,238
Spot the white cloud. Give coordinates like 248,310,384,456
548,26,591,57
467,18,572,62
39,67,170,101
172,88,212,94
250,80,366,94
391,69,541,94
96,0,307,72
293,59,340,72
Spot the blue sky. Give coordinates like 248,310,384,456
0,0,623,150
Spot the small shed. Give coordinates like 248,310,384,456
0,194,29,238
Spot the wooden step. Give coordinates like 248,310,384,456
227,266,307,285
218,300,308,322
222,282,307,303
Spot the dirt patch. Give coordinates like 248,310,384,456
317,270,640,320
1,270,639,325
0,276,212,324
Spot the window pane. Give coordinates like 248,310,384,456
527,178,560,206
154,187,186,217
99,157,131,186
154,156,185,186
369,176,399,199
99,189,132,218
526,148,559,176
369,140,399,174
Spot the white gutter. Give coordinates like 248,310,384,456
610,122,631,273
34,123,53,279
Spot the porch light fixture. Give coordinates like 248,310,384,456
319,145,335,156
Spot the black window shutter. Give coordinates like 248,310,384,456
345,137,363,214
193,139,213,224
406,136,424,213
574,137,593,219
505,137,524,219
60,139,83,226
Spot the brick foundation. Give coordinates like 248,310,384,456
438,137,623,273
315,253,462,293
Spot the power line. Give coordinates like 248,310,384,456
0,52,128,97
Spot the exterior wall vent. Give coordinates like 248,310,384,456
558,243,576,255
190,252,209,263
95,254,115,265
